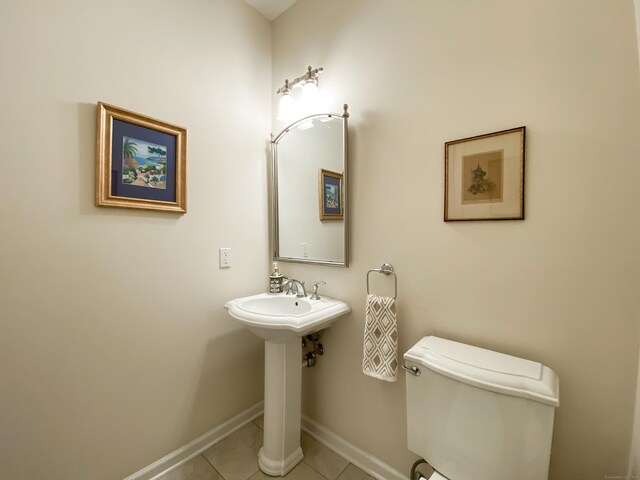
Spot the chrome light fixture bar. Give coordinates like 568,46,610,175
276,66,324,122
276,66,323,95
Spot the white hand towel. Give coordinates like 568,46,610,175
362,294,398,382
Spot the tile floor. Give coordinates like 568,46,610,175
156,416,375,480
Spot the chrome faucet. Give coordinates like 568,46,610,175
283,278,307,298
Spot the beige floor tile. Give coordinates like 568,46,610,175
202,422,262,480
249,461,327,480
335,464,374,480
157,455,222,480
300,432,349,480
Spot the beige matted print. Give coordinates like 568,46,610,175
445,126,525,221
462,150,504,204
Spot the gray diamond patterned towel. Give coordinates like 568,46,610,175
362,294,398,382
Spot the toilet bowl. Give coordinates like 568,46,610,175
404,336,559,480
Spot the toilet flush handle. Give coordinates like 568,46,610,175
402,365,421,376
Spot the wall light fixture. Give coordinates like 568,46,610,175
276,66,323,122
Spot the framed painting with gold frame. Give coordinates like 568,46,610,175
96,102,187,213
444,126,525,221
318,169,344,220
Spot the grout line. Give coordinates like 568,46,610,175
300,433,350,480
334,461,350,480
302,460,331,480
200,454,225,480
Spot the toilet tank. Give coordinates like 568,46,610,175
404,337,559,480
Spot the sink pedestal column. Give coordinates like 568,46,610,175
258,338,304,476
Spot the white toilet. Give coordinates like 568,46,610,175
404,336,559,480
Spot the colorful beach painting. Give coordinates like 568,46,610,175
325,184,339,209
121,136,168,189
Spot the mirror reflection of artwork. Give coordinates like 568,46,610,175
319,169,343,220
325,185,338,208
122,137,168,189
462,150,503,204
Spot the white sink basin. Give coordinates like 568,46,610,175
225,292,351,342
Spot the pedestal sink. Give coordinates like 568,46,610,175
225,292,351,476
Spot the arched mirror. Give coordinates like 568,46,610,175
272,105,349,267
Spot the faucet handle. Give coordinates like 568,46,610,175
310,281,326,300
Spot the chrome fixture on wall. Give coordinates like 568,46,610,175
276,66,324,122
367,263,398,300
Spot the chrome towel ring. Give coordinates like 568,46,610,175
366,263,398,300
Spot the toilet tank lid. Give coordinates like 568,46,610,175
404,336,559,407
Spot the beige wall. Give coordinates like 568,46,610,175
0,1,270,479
272,1,640,478
630,346,640,476
631,2,640,476
3,1,640,479
636,0,640,72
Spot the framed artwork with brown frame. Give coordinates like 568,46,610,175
444,126,525,221
318,169,344,220
96,102,187,213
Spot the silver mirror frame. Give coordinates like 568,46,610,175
271,104,349,267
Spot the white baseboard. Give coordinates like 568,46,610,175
122,402,264,480
301,415,406,480
122,403,405,480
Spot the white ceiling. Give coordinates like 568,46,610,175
243,0,299,21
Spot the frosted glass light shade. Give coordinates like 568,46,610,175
300,81,320,114
277,92,297,122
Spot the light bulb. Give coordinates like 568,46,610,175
277,91,297,122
